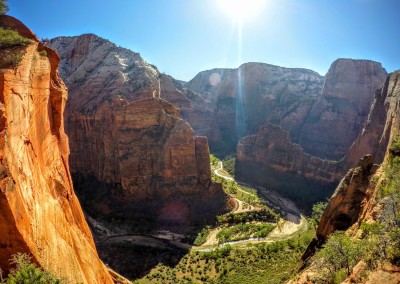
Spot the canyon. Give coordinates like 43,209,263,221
0,12,396,282
49,34,228,230
292,70,400,283
0,16,113,283
49,33,388,213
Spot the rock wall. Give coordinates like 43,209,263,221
298,59,387,160
0,16,113,283
298,70,400,279
49,35,227,229
186,64,324,155
234,60,387,208
236,123,341,208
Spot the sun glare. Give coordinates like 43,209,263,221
218,0,264,21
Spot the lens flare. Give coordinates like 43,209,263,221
209,73,221,86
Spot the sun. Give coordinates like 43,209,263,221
218,0,264,21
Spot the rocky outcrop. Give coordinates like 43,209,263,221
49,35,227,229
343,71,400,168
0,16,113,283
298,59,387,160
295,71,400,282
234,60,387,209
186,64,325,155
236,124,341,207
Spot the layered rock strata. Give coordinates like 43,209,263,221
295,71,400,282
234,60,387,207
49,35,227,228
0,16,113,283
186,64,325,155
236,123,341,207
298,59,387,160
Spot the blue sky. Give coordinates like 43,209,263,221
8,0,400,81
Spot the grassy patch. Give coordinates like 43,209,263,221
216,223,275,243
222,156,235,177
135,228,314,284
193,226,211,246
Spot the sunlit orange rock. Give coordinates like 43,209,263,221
0,16,113,283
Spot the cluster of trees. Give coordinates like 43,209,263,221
216,209,277,225
216,223,275,243
0,253,61,284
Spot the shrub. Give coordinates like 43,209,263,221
39,50,47,57
316,231,367,280
0,52,23,67
0,0,8,15
193,226,210,246
5,253,61,283
0,27,32,49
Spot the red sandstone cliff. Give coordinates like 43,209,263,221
0,16,113,283
236,123,342,208
298,59,387,160
234,60,386,208
49,35,227,229
292,71,400,283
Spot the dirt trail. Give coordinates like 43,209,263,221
98,161,306,251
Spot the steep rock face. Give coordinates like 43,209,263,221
68,98,226,226
186,64,324,155
294,71,400,282
236,124,341,207
49,35,227,228
298,59,387,160
343,71,400,168
234,60,387,209
0,16,113,283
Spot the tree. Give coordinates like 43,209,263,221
316,231,366,278
310,201,328,229
5,253,61,284
0,0,8,15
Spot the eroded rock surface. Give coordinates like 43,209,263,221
0,16,113,283
49,35,227,229
298,59,387,160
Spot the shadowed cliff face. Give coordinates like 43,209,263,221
233,60,387,209
0,16,113,283
186,64,325,155
49,35,228,230
299,70,400,267
299,59,388,160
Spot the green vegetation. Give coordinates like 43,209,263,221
310,201,328,229
0,0,8,15
193,226,211,246
311,138,400,283
0,52,23,68
0,253,62,283
136,228,315,284
0,28,32,68
222,156,235,177
210,154,219,168
0,28,32,49
217,209,277,225
315,231,367,281
39,50,47,57
216,223,275,243
212,172,264,206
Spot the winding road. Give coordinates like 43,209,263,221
96,160,306,251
